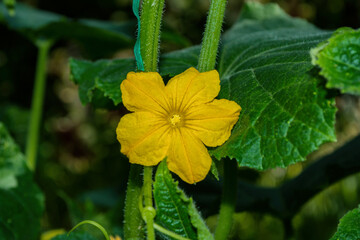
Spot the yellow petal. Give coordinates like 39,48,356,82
164,67,220,113
167,128,212,184
116,112,170,166
121,72,170,115
185,99,241,147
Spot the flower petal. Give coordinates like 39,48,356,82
121,72,170,115
167,128,212,184
116,112,170,166
164,67,220,112
185,99,241,147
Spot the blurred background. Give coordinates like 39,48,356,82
0,0,360,239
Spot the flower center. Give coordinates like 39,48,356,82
169,114,182,127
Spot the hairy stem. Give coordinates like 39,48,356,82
198,0,227,72
214,159,238,240
124,164,145,240
25,40,52,171
143,166,155,240
140,0,165,72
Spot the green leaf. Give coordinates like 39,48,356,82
69,58,135,106
311,27,360,95
0,122,44,240
0,2,134,56
330,206,360,240
210,2,336,170
154,161,213,240
52,232,97,240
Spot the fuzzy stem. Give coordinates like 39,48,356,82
143,166,156,240
124,164,145,240
140,0,165,72
214,159,238,240
198,0,227,72
25,39,52,171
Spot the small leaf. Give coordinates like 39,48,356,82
154,161,213,240
210,160,219,181
330,206,360,240
0,122,44,240
311,27,360,95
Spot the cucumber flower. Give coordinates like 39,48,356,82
116,67,241,184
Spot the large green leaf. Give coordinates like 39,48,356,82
0,2,134,55
0,122,44,240
154,161,213,240
330,206,360,240
311,27,360,95
210,2,336,170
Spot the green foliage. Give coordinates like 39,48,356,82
0,2,134,56
153,161,213,240
0,122,44,240
311,27,360,95
330,206,360,240
70,2,337,170
52,232,97,240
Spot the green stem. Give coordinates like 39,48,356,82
198,0,228,72
140,0,165,72
143,166,156,240
25,39,52,171
214,159,238,240
124,164,145,240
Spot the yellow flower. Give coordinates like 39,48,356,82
116,67,241,184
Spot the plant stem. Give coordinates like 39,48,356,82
143,166,156,240
214,159,237,240
25,39,52,171
124,164,145,240
140,0,165,72
198,0,227,72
